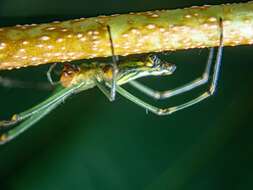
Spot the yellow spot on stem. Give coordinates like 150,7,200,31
22,41,29,45
146,24,156,29
40,36,50,41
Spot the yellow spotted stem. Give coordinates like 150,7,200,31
0,1,253,70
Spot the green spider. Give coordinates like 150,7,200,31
0,19,223,144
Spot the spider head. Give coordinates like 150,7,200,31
116,55,176,85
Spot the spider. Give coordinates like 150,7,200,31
0,18,223,144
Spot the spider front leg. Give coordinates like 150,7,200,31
129,47,214,100
117,18,224,115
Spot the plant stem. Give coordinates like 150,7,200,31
0,1,253,70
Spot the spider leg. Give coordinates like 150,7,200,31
117,85,208,115
107,25,119,101
94,77,115,101
0,83,83,129
0,98,60,144
47,63,59,85
129,47,214,100
117,18,223,115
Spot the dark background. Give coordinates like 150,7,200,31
0,0,252,189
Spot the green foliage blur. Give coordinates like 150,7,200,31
0,0,252,189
